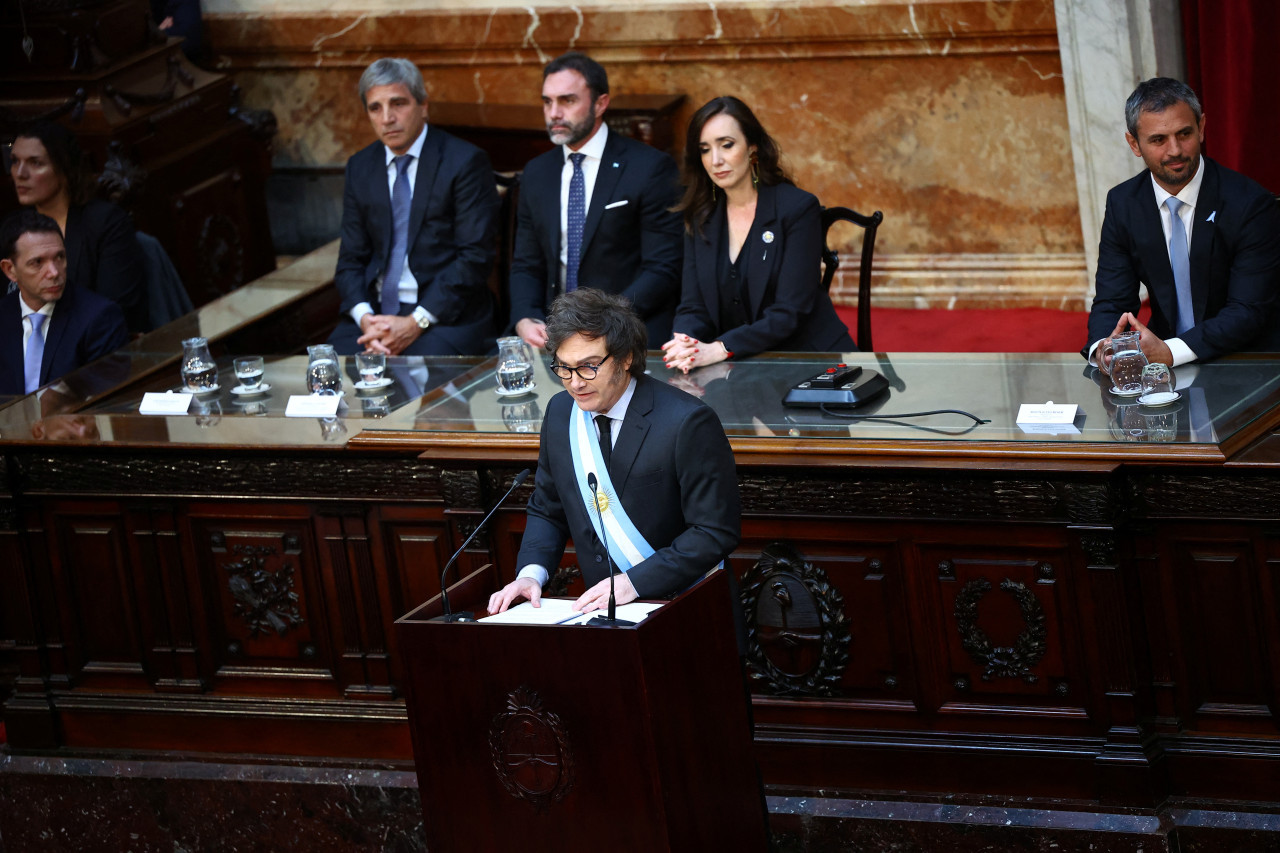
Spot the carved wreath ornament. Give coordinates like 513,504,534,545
740,542,851,696
489,686,574,811
953,577,1047,683
223,544,304,637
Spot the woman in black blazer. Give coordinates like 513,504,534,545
662,96,854,373
9,122,148,333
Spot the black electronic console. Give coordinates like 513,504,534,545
783,363,891,408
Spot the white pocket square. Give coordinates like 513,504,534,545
604,199,629,210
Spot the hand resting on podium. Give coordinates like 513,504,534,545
487,572,638,615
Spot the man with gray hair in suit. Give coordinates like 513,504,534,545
329,58,501,356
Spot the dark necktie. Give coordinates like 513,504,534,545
25,312,46,394
595,414,612,469
381,154,414,315
566,152,586,292
1165,196,1194,335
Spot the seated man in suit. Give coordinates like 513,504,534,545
329,58,501,356
488,288,740,616
0,210,129,396
509,52,684,350
1086,77,1280,366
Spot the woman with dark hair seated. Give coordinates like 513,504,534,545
9,122,148,333
662,96,854,373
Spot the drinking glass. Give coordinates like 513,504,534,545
356,352,386,385
180,337,218,393
306,344,341,394
1140,362,1174,400
495,336,535,395
234,356,265,391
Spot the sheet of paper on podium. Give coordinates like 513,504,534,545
479,598,664,626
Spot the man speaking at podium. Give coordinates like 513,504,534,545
488,288,741,615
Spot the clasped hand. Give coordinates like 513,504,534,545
661,333,728,374
357,313,420,355
1100,312,1173,370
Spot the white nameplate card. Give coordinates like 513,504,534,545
286,394,341,417
1017,422,1082,435
139,391,193,415
1016,401,1078,425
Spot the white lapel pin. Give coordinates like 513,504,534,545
1206,210,1217,223
613,162,620,168
762,231,775,243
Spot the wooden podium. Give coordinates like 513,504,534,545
395,566,769,851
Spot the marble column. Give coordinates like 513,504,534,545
1054,0,1184,307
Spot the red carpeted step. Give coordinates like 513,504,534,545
836,307,1089,353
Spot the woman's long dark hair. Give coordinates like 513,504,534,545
14,122,95,208
675,96,792,237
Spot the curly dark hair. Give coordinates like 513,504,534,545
545,288,647,379
675,96,792,237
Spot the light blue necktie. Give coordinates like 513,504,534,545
24,312,46,394
565,152,586,292
1166,197,1194,335
381,154,414,315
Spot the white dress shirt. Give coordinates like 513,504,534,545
517,374,637,588
557,124,610,285
350,125,437,328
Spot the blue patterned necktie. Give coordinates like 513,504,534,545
381,154,414,315
25,312,46,394
1165,196,1194,335
566,152,586,292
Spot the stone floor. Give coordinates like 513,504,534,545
3,750,1280,852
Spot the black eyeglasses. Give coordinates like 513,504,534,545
550,353,611,381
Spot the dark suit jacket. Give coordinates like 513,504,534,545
1087,156,1280,360
675,183,855,358
507,130,684,346
333,127,500,354
516,374,740,600
63,199,148,335
0,286,129,395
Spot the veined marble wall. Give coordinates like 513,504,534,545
206,0,1088,309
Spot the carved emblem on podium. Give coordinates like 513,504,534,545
223,544,305,637
741,543,851,696
954,577,1047,683
489,686,574,810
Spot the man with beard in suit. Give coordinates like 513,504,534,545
1086,77,1280,366
508,52,684,350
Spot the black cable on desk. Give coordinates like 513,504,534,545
818,405,990,425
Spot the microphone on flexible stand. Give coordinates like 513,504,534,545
434,468,531,623
585,472,635,627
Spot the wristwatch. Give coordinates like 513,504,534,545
412,306,432,331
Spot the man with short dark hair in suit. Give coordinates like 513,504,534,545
509,52,684,350
0,210,128,396
1086,77,1280,366
488,288,740,616
329,58,501,356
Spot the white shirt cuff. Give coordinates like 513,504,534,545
1086,339,1102,366
1165,337,1196,367
517,565,549,587
351,302,374,325
413,305,439,326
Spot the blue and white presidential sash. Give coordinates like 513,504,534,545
568,404,655,571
